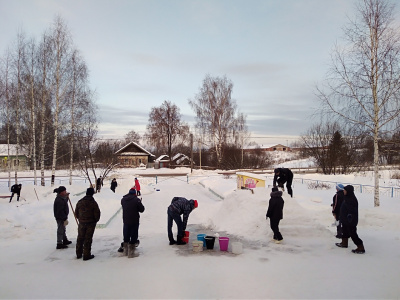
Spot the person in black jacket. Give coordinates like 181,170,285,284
53,186,72,249
121,188,145,257
273,168,294,197
96,176,103,193
75,187,101,261
335,185,366,254
110,178,118,193
266,187,285,243
9,183,22,202
331,184,345,238
167,197,198,245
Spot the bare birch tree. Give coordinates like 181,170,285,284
49,16,72,186
0,49,12,186
316,0,400,206
145,100,190,159
189,75,238,168
11,31,26,184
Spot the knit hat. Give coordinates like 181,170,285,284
86,187,95,196
336,184,345,191
193,200,198,208
54,186,66,194
344,185,354,193
129,188,137,195
272,187,278,192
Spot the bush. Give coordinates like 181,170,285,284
307,182,332,190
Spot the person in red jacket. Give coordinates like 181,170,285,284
134,177,141,196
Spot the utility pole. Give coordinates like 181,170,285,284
190,134,193,173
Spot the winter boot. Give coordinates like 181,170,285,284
56,243,68,249
352,243,365,254
83,254,95,261
123,242,128,256
117,242,124,253
63,239,72,245
335,238,348,248
176,235,186,245
128,244,139,258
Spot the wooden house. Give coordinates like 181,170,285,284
114,142,155,168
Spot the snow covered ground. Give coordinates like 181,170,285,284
1,166,400,299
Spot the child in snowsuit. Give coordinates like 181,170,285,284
331,184,345,238
110,178,118,193
75,187,101,261
9,184,22,202
167,197,198,245
335,185,366,254
134,178,141,196
266,187,284,243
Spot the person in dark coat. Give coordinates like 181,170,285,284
167,197,198,245
134,178,141,196
335,185,366,254
75,188,101,261
331,184,345,238
96,176,103,193
110,178,118,193
273,168,294,197
9,183,22,202
53,186,72,249
121,188,145,257
266,187,285,243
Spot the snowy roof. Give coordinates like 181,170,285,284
115,142,155,157
155,155,169,162
244,144,289,150
0,144,28,156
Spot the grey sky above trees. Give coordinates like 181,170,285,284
1,0,389,146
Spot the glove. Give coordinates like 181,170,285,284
64,220,69,226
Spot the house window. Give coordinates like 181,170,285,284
13,159,20,166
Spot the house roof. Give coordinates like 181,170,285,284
244,144,289,150
0,144,28,156
115,142,155,157
155,155,169,162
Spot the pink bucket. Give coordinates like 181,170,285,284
219,237,229,251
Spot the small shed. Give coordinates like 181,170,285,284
115,142,155,168
236,172,266,189
171,153,191,165
155,155,170,169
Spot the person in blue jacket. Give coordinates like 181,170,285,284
167,197,198,245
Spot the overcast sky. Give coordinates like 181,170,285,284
0,0,378,146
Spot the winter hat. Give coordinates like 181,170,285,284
272,187,278,192
274,168,280,174
86,187,95,196
193,200,198,208
129,188,137,195
344,185,354,193
336,184,345,191
54,186,66,194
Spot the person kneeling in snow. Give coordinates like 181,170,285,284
167,197,198,245
266,187,284,244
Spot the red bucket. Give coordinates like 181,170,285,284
182,231,190,243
